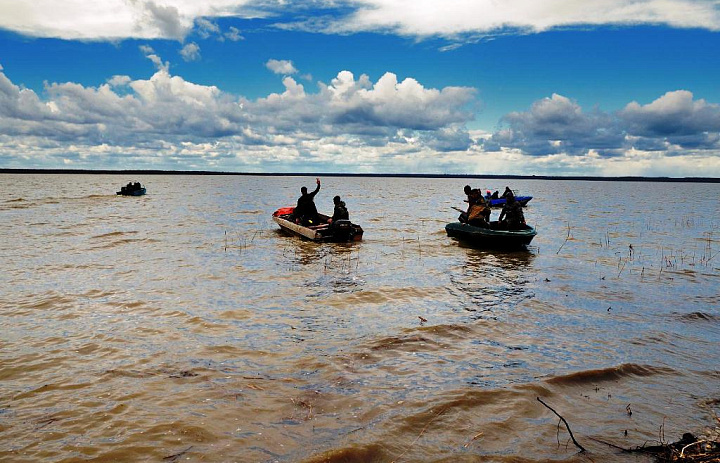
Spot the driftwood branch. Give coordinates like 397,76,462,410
587,436,632,453
537,397,587,453
680,440,708,458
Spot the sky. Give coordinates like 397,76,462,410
1,0,720,176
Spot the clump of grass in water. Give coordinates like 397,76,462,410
224,228,263,253
323,247,361,274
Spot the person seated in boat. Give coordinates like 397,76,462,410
491,190,499,199
294,178,321,226
133,182,141,191
463,185,483,207
328,195,349,225
501,186,513,199
461,185,490,227
498,194,526,230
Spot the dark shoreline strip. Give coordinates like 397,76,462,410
1,168,719,183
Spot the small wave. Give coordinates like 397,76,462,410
325,286,446,306
236,209,265,215
302,443,387,463
91,237,159,249
1,199,33,210
546,363,675,386
17,294,74,311
13,381,92,400
200,345,275,358
675,311,719,322
414,323,474,339
216,309,253,320
91,231,139,239
367,334,448,352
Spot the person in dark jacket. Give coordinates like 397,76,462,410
329,195,349,224
295,178,321,226
498,194,526,230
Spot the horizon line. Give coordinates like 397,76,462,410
1,168,720,183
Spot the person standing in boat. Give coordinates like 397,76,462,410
461,185,490,227
498,194,526,230
295,178,321,226
328,195,349,226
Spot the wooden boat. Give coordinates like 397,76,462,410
116,187,146,196
272,207,363,242
445,221,536,249
487,196,532,208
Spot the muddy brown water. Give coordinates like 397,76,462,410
1,174,719,462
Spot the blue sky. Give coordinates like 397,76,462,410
1,0,720,176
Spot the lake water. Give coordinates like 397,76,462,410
1,174,719,462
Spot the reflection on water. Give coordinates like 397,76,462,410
0,174,719,462
448,247,536,319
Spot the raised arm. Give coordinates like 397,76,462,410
309,178,321,198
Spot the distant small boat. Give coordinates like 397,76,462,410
117,183,146,196
272,207,363,242
487,196,532,208
446,221,537,249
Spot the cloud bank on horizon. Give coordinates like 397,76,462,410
1,0,720,176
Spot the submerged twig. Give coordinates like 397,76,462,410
537,397,586,452
163,446,193,462
463,432,484,448
391,407,447,462
556,223,571,255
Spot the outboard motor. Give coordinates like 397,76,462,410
332,219,354,241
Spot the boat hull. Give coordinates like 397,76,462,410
116,188,146,196
272,209,363,242
487,196,532,208
445,221,536,249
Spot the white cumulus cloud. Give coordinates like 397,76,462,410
265,59,298,75
0,63,479,170
332,0,720,37
224,26,244,41
484,90,720,157
621,90,720,137
140,45,170,72
1,0,719,41
180,42,201,61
